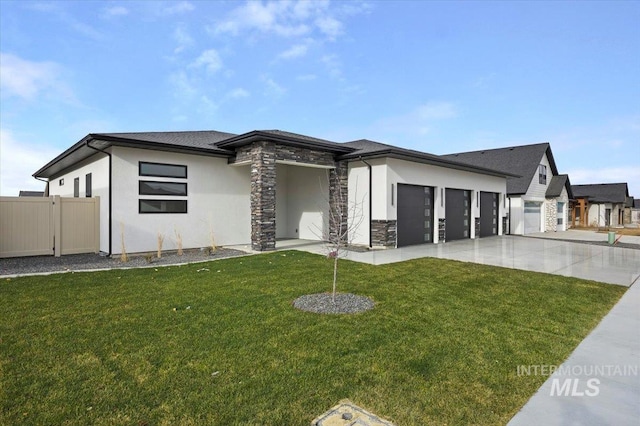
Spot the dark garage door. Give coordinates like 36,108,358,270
445,189,471,241
480,192,498,237
397,184,434,247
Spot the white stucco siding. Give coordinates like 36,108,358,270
509,196,524,235
387,158,506,216
276,164,329,240
48,153,110,253
386,158,507,241
111,146,250,254
348,163,371,246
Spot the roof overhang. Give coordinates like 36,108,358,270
341,150,520,179
215,130,356,154
33,134,234,179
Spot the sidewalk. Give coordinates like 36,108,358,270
508,279,640,426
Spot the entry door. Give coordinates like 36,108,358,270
524,202,541,234
605,208,611,226
397,184,434,247
480,192,498,237
445,189,471,241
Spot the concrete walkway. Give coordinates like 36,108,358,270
281,235,640,425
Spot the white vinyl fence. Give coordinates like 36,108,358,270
0,196,100,258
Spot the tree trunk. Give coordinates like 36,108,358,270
332,255,338,303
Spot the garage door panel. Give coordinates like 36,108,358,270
397,184,433,247
446,189,471,241
480,192,498,237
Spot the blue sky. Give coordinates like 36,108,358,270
1,0,638,197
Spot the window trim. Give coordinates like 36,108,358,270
139,180,188,196
139,199,188,214
139,161,187,179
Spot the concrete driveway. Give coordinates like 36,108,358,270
290,235,640,286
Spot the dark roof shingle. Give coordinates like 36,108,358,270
441,143,556,195
545,174,573,198
572,183,629,203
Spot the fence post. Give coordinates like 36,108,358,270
53,195,61,257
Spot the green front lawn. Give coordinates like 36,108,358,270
0,251,625,425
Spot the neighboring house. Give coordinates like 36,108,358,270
442,143,571,234
630,198,640,225
571,183,630,227
18,191,45,197
33,130,512,254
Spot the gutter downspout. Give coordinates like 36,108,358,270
359,157,373,248
34,176,49,196
85,139,112,256
508,197,512,235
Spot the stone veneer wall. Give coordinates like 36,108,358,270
545,199,558,232
249,142,277,251
371,220,397,247
329,162,349,243
232,141,344,251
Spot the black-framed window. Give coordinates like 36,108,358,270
139,181,187,196
74,177,79,197
539,165,547,185
86,173,92,197
139,162,187,178
59,178,64,186
139,199,187,214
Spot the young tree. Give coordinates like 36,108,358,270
313,170,365,303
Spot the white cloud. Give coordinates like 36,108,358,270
212,0,352,39
0,53,76,103
373,102,459,138
169,70,198,100
315,16,342,39
191,49,223,74
262,76,286,99
173,24,194,53
278,43,308,59
321,54,342,79
103,6,129,17
0,129,58,196
163,1,194,15
227,88,250,99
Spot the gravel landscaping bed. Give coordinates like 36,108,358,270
0,248,248,277
293,293,375,314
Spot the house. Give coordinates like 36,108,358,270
441,143,571,234
630,198,640,225
571,183,630,227
18,191,45,197
33,130,513,255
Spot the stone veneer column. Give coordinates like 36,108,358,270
329,161,349,243
250,142,276,251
